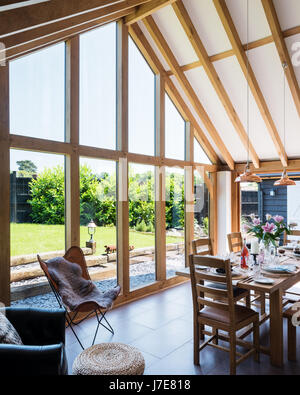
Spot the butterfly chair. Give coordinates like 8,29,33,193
38,246,120,350
189,254,260,375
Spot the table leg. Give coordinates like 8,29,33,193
269,289,283,367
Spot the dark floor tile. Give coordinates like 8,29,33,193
130,319,192,359
131,302,192,330
63,282,300,375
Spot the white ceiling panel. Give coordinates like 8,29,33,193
285,33,300,87
185,67,247,162
225,0,271,44
138,20,171,71
182,0,232,56
248,42,300,159
152,5,198,66
213,56,278,160
273,0,300,31
169,75,225,163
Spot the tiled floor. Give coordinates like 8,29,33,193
66,282,300,375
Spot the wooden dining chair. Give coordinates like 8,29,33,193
189,254,260,375
284,230,300,245
227,232,243,253
192,238,212,255
192,237,250,308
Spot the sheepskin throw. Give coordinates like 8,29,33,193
46,257,121,311
0,312,23,345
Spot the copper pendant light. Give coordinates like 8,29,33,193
235,164,262,183
235,0,261,184
273,63,295,187
274,168,296,186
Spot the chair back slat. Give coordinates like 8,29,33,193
227,232,243,253
194,270,228,284
197,297,229,311
192,238,213,255
189,254,235,321
284,230,300,245
196,284,228,298
193,255,226,269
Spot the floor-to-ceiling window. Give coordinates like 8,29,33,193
4,20,211,307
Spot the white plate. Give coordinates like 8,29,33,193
254,277,274,285
293,252,300,258
264,264,297,274
282,245,296,250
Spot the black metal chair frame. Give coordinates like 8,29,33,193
45,273,114,350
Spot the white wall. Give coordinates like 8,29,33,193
217,171,232,255
287,181,300,230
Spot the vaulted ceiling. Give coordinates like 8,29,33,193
129,0,300,168
1,0,300,169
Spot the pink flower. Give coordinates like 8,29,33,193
250,213,256,220
242,224,250,233
273,215,284,223
266,213,272,221
262,222,276,233
252,218,261,226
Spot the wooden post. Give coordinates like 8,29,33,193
155,73,166,281
185,122,194,266
116,20,129,295
209,172,218,255
0,64,10,306
65,36,80,249
231,171,240,233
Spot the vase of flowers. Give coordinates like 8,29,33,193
242,213,290,250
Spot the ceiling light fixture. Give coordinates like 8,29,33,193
235,0,261,183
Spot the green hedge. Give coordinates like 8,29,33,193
28,165,187,229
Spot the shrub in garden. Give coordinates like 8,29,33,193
29,166,65,224
28,164,189,230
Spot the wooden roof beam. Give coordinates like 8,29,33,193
165,25,300,76
0,0,152,37
261,0,300,118
128,23,220,165
235,159,300,174
125,0,176,25
143,15,235,170
213,0,288,168
173,0,260,169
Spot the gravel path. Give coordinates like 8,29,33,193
12,254,185,310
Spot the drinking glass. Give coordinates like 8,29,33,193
270,245,276,264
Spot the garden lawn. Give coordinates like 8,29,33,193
10,223,183,257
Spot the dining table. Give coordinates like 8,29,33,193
176,253,300,368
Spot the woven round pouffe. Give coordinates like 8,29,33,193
72,343,145,375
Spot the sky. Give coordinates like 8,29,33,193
9,22,210,175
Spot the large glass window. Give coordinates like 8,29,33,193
80,157,117,288
165,94,185,160
165,167,185,278
9,43,65,141
10,150,65,298
128,163,156,290
194,169,210,239
194,137,211,165
80,23,116,150
10,150,65,257
128,38,155,156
